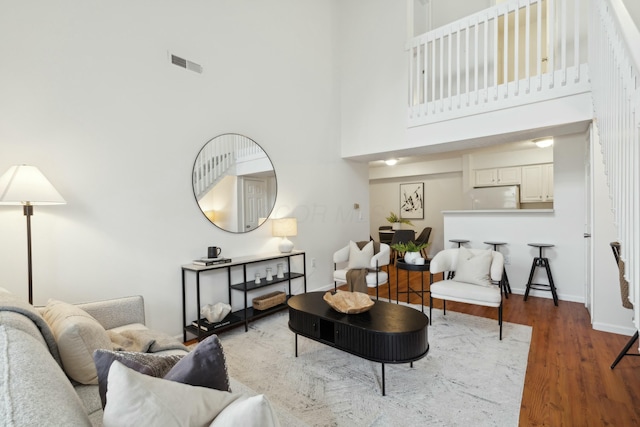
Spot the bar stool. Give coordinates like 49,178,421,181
484,241,511,298
523,243,558,306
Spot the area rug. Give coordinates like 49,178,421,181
217,305,532,427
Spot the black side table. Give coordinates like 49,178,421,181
484,241,512,298
523,243,558,306
395,260,431,312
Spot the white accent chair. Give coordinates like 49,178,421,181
333,243,391,300
429,248,504,339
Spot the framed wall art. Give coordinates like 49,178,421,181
400,182,424,219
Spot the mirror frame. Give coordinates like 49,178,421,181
192,133,277,233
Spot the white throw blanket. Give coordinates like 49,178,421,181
108,328,189,353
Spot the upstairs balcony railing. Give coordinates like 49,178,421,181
407,0,590,126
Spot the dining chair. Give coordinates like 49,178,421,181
414,227,432,258
378,226,393,245
390,229,415,264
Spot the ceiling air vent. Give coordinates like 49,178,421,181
170,53,203,74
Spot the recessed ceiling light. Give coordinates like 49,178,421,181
533,138,554,148
384,159,398,166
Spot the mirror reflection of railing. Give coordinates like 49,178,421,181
192,134,277,233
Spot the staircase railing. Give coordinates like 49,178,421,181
589,0,640,329
407,0,590,127
192,134,241,200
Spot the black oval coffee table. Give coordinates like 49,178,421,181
288,291,429,395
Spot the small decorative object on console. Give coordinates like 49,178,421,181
252,291,286,310
200,302,231,323
323,290,374,314
276,263,284,278
266,268,273,281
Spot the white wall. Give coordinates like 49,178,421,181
0,0,369,336
621,0,640,28
370,172,464,257
338,0,408,160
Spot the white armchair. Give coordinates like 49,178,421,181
429,248,504,339
333,242,391,300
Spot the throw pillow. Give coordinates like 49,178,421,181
94,349,184,408
454,247,493,287
210,394,281,427
164,334,231,392
347,240,374,269
42,299,112,384
103,361,240,427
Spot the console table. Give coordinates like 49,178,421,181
182,250,306,341
288,292,429,396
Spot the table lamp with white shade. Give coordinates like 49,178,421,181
0,165,66,304
272,217,297,253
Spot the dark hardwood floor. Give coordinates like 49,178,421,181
353,264,640,426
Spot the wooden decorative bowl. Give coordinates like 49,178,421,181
323,291,374,314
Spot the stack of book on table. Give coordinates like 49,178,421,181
191,314,238,331
192,257,232,266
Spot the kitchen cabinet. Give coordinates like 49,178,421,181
474,167,521,187
521,163,553,202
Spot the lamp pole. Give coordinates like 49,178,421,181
24,204,34,304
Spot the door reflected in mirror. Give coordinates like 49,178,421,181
192,134,277,233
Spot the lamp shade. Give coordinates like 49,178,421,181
272,217,297,237
0,165,66,205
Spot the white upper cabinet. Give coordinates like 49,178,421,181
474,167,521,187
497,167,521,185
521,163,553,202
475,169,498,186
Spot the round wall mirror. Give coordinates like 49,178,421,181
192,134,277,233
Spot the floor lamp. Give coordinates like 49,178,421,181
0,165,66,304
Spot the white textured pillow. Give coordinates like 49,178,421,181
347,240,374,269
454,248,493,287
103,361,279,427
42,299,112,384
210,394,281,427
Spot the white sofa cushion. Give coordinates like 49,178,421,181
0,325,92,426
430,280,502,307
453,247,493,287
333,269,389,287
103,361,280,427
42,299,112,385
347,240,374,269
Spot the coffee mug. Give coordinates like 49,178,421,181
207,246,222,258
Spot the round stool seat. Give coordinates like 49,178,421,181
449,239,469,247
528,243,554,248
484,241,507,249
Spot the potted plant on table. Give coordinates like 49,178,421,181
390,241,430,264
385,212,413,230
